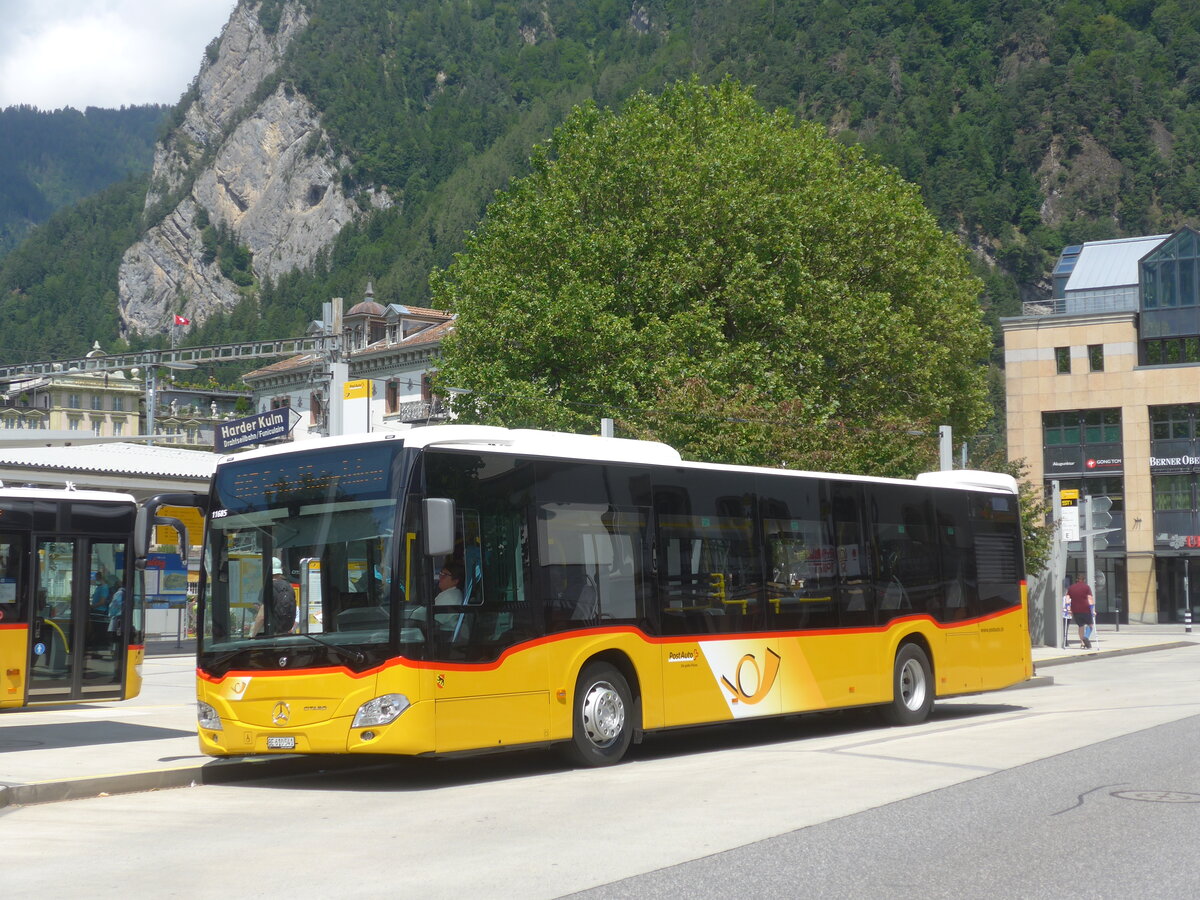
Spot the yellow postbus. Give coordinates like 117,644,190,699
0,487,195,709
195,425,1031,766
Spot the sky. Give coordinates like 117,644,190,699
0,0,238,111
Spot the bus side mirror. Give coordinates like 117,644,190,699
423,498,456,557
134,507,149,559
135,492,206,566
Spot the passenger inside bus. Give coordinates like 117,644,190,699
250,560,296,636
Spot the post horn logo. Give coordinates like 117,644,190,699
721,648,782,704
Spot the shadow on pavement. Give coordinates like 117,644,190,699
0,720,194,752
223,702,1027,797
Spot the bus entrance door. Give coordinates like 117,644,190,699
28,538,125,702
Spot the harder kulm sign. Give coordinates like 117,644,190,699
215,407,301,452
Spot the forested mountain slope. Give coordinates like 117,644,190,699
0,104,165,257
1,0,1198,361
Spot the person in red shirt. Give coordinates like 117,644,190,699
1066,575,1095,649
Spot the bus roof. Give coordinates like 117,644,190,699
0,485,137,504
217,426,1017,494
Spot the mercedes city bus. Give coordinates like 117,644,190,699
195,425,1031,765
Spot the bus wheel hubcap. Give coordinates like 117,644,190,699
900,659,926,710
581,681,624,747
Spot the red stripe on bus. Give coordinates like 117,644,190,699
199,603,1023,681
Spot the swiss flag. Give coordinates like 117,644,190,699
174,315,191,325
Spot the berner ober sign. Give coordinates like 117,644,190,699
215,407,301,452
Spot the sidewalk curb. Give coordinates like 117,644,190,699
1034,640,1197,669
0,754,381,809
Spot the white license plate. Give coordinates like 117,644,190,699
266,736,296,750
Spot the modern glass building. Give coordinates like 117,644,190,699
1003,227,1200,624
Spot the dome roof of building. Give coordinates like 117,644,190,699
347,300,385,317
347,281,385,317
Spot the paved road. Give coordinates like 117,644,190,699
573,713,1200,899
4,645,1198,898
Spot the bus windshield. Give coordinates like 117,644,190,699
198,440,417,672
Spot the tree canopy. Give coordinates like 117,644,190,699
433,78,992,477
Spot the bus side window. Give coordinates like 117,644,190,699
0,535,28,623
870,485,938,620
538,504,648,635
831,483,872,627
970,494,1022,616
932,490,971,622
652,473,762,635
758,475,839,630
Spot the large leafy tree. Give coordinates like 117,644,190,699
433,78,992,477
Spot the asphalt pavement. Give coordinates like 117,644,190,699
1,624,1194,809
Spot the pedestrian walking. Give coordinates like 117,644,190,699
1066,575,1095,649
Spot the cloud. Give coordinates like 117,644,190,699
0,0,237,110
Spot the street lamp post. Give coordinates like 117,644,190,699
142,360,197,443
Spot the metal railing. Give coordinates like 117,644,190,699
387,399,449,423
0,337,325,381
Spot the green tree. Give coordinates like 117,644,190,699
433,78,992,478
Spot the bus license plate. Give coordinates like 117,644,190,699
266,736,296,750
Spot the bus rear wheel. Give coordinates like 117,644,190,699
880,643,933,726
564,662,632,767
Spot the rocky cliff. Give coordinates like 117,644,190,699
118,0,390,335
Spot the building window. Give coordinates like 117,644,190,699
1142,337,1200,366
1055,347,1071,374
90,419,103,436
113,421,124,436
1083,408,1121,444
112,397,124,412
1151,405,1193,441
91,395,103,411
68,417,80,432
421,372,434,402
1088,344,1104,371
386,380,400,414
270,396,290,410
1043,411,1081,446
1042,408,1122,475
67,393,81,408
1153,474,1192,511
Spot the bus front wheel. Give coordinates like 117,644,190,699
564,662,632,767
880,643,933,726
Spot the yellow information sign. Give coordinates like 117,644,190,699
344,379,372,400
155,505,206,549
1061,488,1079,504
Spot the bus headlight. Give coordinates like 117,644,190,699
197,701,223,731
352,694,411,728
